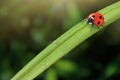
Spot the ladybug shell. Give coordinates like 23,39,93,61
87,12,104,26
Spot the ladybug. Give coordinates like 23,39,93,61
86,12,104,26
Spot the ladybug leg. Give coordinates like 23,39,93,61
81,19,87,24
98,25,104,29
101,25,104,28
85,19,89,24
91,22,95,31
97,27,101,29
90,23,94,31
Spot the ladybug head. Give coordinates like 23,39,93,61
86,17,94,25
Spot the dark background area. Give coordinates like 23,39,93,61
0,0,120,80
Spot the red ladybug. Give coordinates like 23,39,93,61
86,12,104,26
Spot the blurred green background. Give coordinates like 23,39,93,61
0,0,120,80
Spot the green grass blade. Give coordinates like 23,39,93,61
11,1,120,80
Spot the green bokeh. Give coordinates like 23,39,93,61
0,0,120,80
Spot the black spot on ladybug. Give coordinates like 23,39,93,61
92,15,95,18
97,21,100,24
99,16,102,19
